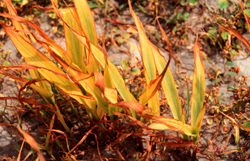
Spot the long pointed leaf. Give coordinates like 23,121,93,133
129,0,159,115
60,8,86,72
191,37,205,130
147,115,194,136
152,45,184,122
72,0,100,73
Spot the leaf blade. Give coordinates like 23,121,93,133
191,37,205,133
60,8,86,72
129,0,159,115
73,0,100,73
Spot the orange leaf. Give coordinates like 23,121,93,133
218,24,250,51
17,126,45,161
115,101,145,115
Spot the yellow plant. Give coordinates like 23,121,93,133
0,0,206,145
126,1,206,143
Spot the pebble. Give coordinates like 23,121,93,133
1,130,8,136
6,137,12,141
0,139,10,147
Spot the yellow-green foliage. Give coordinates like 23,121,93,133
0,0,206,142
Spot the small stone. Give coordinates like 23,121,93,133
1,130,8,136
6,136,12,140
226,145,237,151
0,139,10,147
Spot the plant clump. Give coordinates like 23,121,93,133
1,0,250,160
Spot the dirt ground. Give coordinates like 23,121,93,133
1,0,250,160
